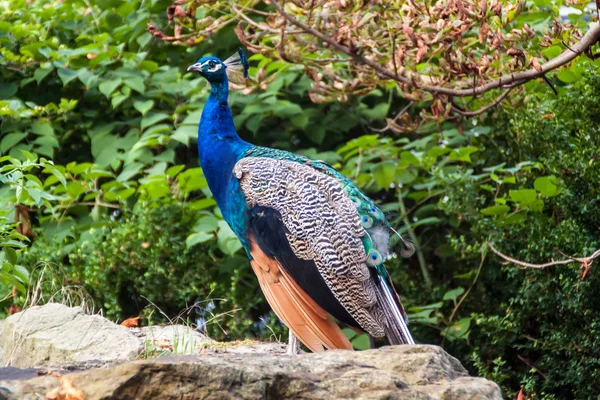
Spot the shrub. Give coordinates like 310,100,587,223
21,200,284,341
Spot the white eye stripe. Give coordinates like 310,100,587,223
208,64,222,72
198,60,222,72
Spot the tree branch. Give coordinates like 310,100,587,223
451,88,514,117
488,241,600,279
271,0,600,98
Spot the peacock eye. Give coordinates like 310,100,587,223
366,249,383,266
361,215,374,229
208,61,216,69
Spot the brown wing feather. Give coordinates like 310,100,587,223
249,238,352,352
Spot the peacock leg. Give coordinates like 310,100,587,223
287,332,301,355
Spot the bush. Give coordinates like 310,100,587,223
21,200,284,341
440,73,600,399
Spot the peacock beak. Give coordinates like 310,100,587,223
187,63,203,72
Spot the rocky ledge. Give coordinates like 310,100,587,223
0,304,501,400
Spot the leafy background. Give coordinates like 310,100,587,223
1,0,600,398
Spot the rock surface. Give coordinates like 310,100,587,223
1,304,143,368
0,304,213,369
0,345,502,400
130,324,214,355
0,304,502,399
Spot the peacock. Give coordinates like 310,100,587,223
187,49,415,353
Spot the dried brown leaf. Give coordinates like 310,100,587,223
478,22,489,44
120,316,140,328
416,45,428,63
8,304,21,315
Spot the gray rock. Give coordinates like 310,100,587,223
0,345,502,400
1,303,143,368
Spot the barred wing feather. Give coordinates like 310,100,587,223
234,156,413,345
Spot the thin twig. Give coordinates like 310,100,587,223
488,242,600,279
397,190,431,287
441,249,486,346
517,354,548,378
58,201,121,209
451,88,513,116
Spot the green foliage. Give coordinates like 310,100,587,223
21,200,276,340
439,72,600,398
0,211,29,307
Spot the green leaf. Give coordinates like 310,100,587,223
509,189,537,205
188,198,216,210
449,146,479,162
443,287,465,302
111,94,127,108
134,100,154,115
274,102,302,117
290,113,309,129
4,247,18,265
31,121,54,136
141,113,170,130
12,264,29,284
33,135,59,149
373,160,396,188
19,149,37,162
57,68,79,85
529,199,544,212
542,45,562,59
400,151,420,165
361,103,389,120
124,77,145,94
443,317,471,341
193,215,219,233
481,205,510,216
505,211,526,225
534,176,559,197
34,67,53,84
342,327,358,341
1,132,28,153
408,302,444,311
427,146,451,158
556,69,578,83
217,221,242,256
78,68,97,88
186,232,214,248
305,126,326,144
99,78,122,98
351,333,371,350
166,165,185,178
117,162,144,183
0,83,18,99
44,166,67,188
171,124,197,145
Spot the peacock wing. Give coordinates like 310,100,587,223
234,156,387,338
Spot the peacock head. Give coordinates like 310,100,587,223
187,49,249,84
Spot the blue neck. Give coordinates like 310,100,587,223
197,79,250,214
